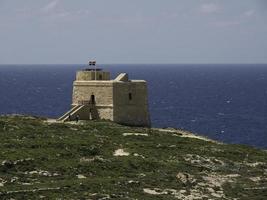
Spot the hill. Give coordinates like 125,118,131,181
0,115,266,199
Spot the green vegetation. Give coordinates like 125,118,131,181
0,115,266,199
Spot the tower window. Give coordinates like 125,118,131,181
129,93,132,101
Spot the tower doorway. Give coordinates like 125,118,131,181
90,95,95,104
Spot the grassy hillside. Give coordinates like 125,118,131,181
0,115,266,199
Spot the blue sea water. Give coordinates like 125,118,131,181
0,64,266,149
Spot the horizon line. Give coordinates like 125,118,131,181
0,63,267,66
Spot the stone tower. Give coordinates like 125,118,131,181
59,65,150,127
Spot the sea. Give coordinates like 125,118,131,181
0,64,266,149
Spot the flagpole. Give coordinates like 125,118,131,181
95,60,96,81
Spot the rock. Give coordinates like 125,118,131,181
11,177,19,183
211,192,223,198
1,160,14,168
176,173,195,184
138,173,146,177
77,174,87,179
21,183,32,186
29,171,38,175
179,190,186,194
207,187,215,193
250,177,261,182
143,188,167,195
133,153,145,158
128,180,139,184
80,156,107,163
113,149,130,156
123,133,148,136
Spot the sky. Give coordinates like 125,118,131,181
0,0,267,64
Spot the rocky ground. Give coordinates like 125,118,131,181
0,115,266,199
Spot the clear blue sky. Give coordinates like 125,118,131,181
0,0,267,64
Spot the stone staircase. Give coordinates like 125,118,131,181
58,105,85,122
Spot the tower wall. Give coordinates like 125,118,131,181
113,81,150,127
72,81,114,120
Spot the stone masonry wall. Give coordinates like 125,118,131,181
72,81,114,120
113,81,150,127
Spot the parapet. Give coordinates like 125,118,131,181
76,69,110,81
